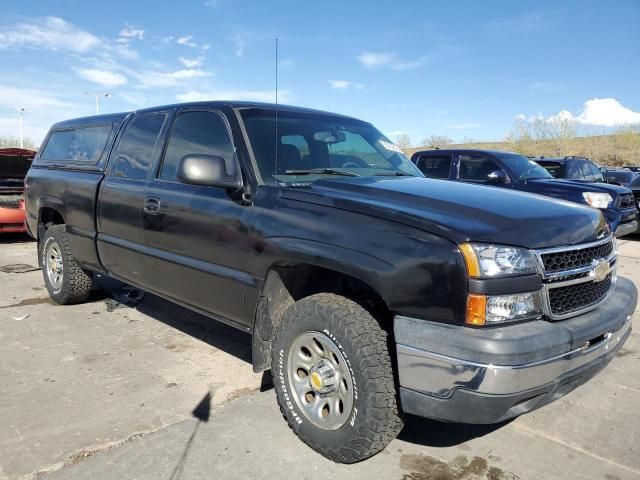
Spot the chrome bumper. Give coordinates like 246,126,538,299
615,219,638,237
397,314,631,397
395,276,637,423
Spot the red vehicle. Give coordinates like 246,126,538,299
0,148,35,233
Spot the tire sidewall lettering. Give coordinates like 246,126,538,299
279,349,303,425
322,328,358,427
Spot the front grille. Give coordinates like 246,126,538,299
540,240,613,273
548,273,613,315
618,193,635,209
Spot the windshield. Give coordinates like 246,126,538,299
495,152,553,180
537,161,564,178
239,108,423,184
606,171,634,184
629,176,640,188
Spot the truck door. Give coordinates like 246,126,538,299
96,112,168,283
140,109,251,327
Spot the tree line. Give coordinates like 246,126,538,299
399,119,640,167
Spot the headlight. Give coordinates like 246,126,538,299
582,192,612,209
459,243,537,278
467,292,543,325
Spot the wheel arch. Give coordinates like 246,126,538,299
251,260,393,373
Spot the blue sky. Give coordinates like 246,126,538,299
1,0,639,145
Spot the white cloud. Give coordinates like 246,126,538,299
0,84,75,109
0,16,100,53
328,80,364,90
356,51,430,71
177,35,198,48
519,98,640,128
118,91,149,107
179,56,203,68
118,24,144,42
75,68,128,87
574,98,640,127
0,84,85,143
176,89,292,103
136,68,210,87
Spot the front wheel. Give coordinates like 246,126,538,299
41,225,93,304
271,293,403,463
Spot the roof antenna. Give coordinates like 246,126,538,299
274,37,279,178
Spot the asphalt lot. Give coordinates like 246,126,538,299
0,233,639,480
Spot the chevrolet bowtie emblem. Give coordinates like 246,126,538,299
592,259,610,283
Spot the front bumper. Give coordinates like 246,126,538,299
615,219,638,237
395,276,637,424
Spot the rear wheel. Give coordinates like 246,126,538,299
41,225,93,304
271,293,403,463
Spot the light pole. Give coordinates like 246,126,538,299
84,92,110,114
10,107,27,149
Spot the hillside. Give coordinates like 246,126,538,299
404,132,640,167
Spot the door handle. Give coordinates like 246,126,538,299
143,197,161,215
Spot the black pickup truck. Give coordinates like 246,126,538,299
25,102,637,463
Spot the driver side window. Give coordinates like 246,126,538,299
459,155,501,182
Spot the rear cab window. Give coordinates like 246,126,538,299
40,126,112,164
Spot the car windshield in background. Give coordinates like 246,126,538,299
495,152,553,180
629,176,640,188
239,108,423,184
606,171,636,184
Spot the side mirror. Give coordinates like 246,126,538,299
177,154,242,189
487,169,508,184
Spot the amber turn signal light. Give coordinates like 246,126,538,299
459,243,481,277
466,294,487,326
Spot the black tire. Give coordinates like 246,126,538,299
271,293,403,463
41,225,93,304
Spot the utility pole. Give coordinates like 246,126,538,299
10,107,27,149
84,92,110,114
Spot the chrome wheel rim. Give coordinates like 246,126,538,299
45,241,64,291
287,331,354,430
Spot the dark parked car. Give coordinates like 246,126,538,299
411,149,638,237
603,169,639,187
626,166,640,173
26,103,636,463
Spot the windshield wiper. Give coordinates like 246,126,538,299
374,171,415,177
285,168,360,177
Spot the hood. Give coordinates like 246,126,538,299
292,177,606,249
526,178,631,197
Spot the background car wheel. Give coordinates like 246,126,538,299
271,293,403,463
41,225,93,304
